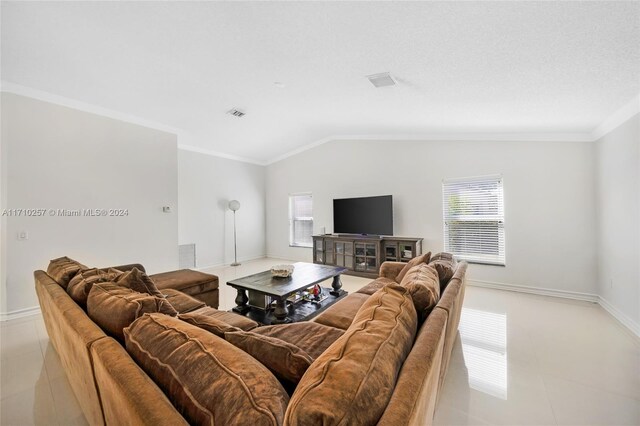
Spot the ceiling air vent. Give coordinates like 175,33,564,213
227,108,245,117
366,72,396,88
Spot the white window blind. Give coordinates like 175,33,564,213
442,175,505,265
289,194,313,248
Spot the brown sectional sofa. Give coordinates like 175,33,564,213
35,256,467,426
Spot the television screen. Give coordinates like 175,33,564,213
333,195,393,235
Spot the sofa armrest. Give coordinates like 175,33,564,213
379,262,405,282
107,263,146,273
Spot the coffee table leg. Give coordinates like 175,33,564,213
273,299,290,324
232,289,250,313
330,274,346,296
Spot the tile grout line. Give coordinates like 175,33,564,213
34,317,63,426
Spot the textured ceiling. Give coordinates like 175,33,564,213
2,1,639,163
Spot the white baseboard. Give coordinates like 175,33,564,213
0,305,41,322
597,296,640,339
468,279,639,339
265,252,311,263
468,279,599,303
195,254,267,271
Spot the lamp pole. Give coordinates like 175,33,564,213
229,200,241,266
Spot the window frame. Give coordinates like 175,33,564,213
288,193,313,248
442,174,506,266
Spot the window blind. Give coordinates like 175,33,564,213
289,193,313,247
442,175,505,265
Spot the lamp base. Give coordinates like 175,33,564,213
231,262,241,266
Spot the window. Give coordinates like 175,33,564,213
442,175,505,265
289,193,313,247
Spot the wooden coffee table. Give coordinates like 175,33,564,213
227,262,347,325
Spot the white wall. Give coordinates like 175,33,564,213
266,138,598,295
595,113,640,332
1,93,178,314
178,149,265,268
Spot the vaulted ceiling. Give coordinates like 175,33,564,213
2,1,639,164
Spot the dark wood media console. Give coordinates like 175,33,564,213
312,235,423,278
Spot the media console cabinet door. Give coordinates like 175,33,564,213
313,238,325,264
334,241,354,269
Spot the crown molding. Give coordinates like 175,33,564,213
177,144,266,166
4,81,638,167
590,94,640,141
264,132,594,165
1,81,268,166
1,81,182,135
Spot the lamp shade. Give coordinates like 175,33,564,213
228,200,241,211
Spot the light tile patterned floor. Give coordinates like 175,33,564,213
1,257,638,425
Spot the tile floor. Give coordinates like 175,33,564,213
1,257,638,425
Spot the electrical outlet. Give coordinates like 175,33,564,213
17,231,28,240
610,278,614,289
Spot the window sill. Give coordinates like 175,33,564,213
289,244,312,249
464,260,506,267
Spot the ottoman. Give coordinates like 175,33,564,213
150,269,219,308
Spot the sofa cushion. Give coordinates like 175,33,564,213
186,306,258,331
251,322,345,359
87,283,177,342
115,267,164,298
429,252,458,289
67,267,121,308
179,311,243,337
395,252,432,283
226,330,314,383
356,277,397,296
311,292,370,330
47,256,87,289
124,314,289,426
162,289,206,313
285,284,418,425
399,263,440,321
150,269,219,294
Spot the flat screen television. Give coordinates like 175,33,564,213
333,195,393,236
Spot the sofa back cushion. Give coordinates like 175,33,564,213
67,268,122,308
429,252,458,290
285,284,417,425
116,267,165,298
87,283,177,342
399,263,441,321
47,256,87,289
124,314,289,426
225,330,314,384
395,252,432,283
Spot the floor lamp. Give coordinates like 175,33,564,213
228,200,241,266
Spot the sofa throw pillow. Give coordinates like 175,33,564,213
399,263,441,321
87,283,177,342
225,330,314,384
429,252,458,290
124,314,289,426
67,267,121,308
285,284,417,426
115,267,165,298
395,252,432,283
46,256,87,289
178,311,243,337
